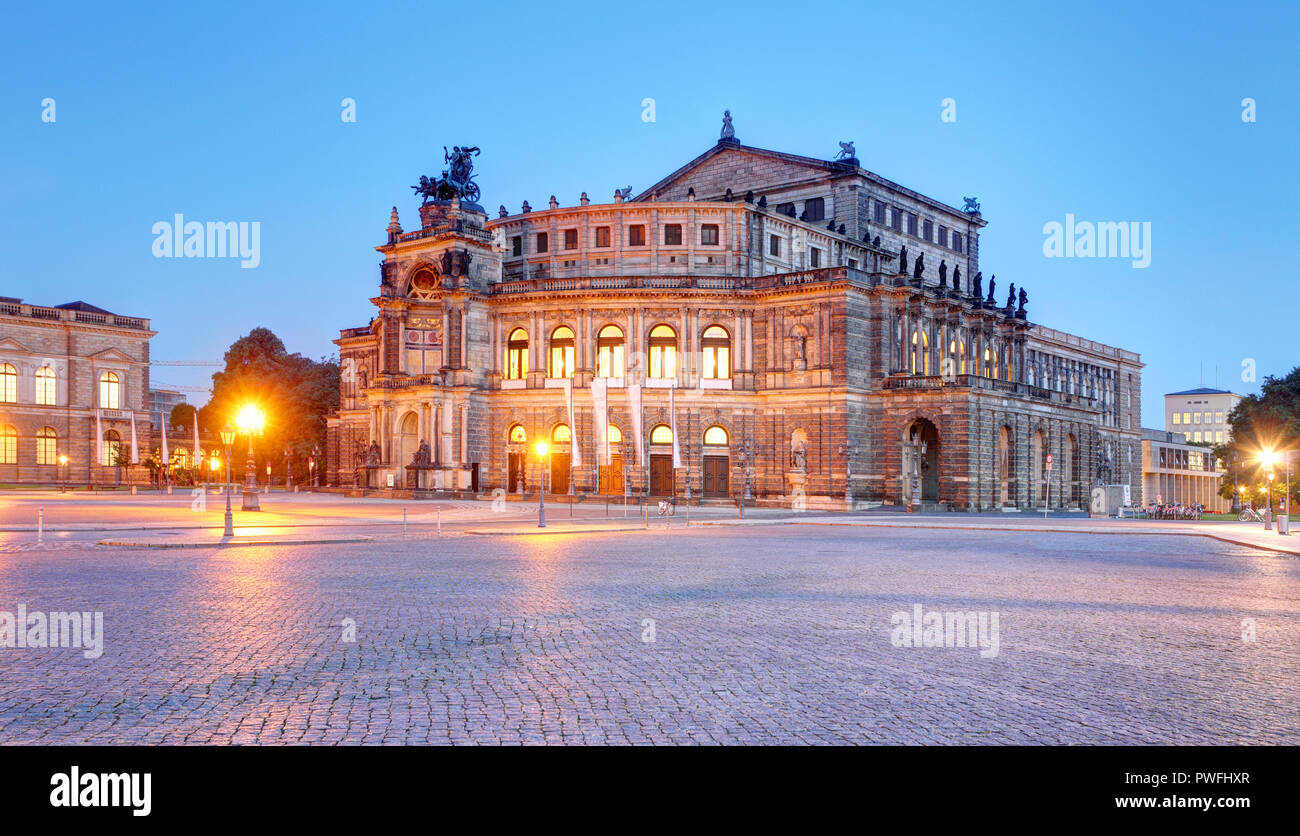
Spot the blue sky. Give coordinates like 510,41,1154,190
2,0,1296,428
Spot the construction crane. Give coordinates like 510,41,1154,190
150,360,221,366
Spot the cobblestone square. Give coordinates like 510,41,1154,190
1,518,1297,744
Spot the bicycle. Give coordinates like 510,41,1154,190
656,497,677,517
1238,507,1265,522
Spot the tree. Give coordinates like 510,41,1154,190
169,403,197,430
197,327,340,484
1214,366,1300,508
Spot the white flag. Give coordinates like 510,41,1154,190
95,408,103,466
161,418,169,465
565,377,582,468
669,383,682,469
130,412,139,464
628,383,644,468
193,410,201,465
591,378,609,467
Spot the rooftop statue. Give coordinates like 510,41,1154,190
835,140,856,161
720,110,736,142
952,265,961,293
962,196,981,214
412,145,482,205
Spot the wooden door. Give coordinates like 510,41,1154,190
703,455,729,497
649,454,674,496
600,454,623,494
550,452,570,494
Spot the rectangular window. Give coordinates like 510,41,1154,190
536,232,549,253
906,213,918,236
936,226,947,247
1215,412,1224,423
847,258,857,269
563,228,578,250
952,233,963,253
0,431,14,465
809,247,821,268
804,197,825,222
769,235,781,257
1216,431,1224,442
1172,413,1181,425
922,219,933,241
664,224,682,245
1193,412,1201,424
510,236,522,257
890,208,902,231
1182,412,1191,425
595,226,610,248
628,225,645,246
700,224,719,245
776,202,795,217
874,201,886,224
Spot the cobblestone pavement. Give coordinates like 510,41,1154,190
0,525,1296,744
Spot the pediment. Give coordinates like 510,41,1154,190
87,347,138,364
635,144,846,202
0,337,33,353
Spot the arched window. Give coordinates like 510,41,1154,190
982,347,992,378
607,424,623,444
99,371,121,409
0,364,15,403
0,425,15,464
551,424,571,443
596,325,625,378
102,429,121,466
649,325,677,379
549,326,575,378
911,331,929,375
702,325,731,379
508,423,527,444
35,366,56,405
506,328,529,380
703,425,729,446
650,424,673,444
38,427,63,466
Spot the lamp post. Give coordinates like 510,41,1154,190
535,440,549,528
58,454,68,493
221,423,235,537
312,444,320,487
838,441,858,509
907,430,927,513
285,447,292,491
236,406,264,511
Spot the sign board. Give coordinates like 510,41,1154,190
386,473,395,488
1045,453,1053,471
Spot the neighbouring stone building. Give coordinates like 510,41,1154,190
0,297,155,485
325,118,1143,510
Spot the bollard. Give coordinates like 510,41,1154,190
685,501,689,527
403,507,407,538
37,507,44,547
437,507,442,536
132,485,138,496
643,501,648,529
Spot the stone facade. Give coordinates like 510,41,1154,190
0,298,155,485
326,132,1143,510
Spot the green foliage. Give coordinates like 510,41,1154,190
169,403,197,429
197,327,339,483
1215,366,1300,504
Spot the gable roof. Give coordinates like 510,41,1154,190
56,301,115,315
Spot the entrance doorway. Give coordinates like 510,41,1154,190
397,412,418,488
702,455,729,498
902,418,940,503
550,452,570,494
508,451,526,493
649,454,674,496
600,454,623,494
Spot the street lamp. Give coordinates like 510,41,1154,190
58,454,68,493
838,442,858,509
220,423,235,536
236,405,264,511
907,430,927,513
535,440,549,528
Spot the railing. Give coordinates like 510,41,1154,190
882,373,1099,408
369,374,441,389
0,303,149,329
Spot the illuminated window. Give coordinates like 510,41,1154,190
0,364,15,403
702,326,731,379
1172,413,1181,425
703,425,729,446
508,424,527,444
596,325,625,378
99,371,121,409
650,424,673,444
912,332,930,375
549,326,575,378
36,427,56,465
506,328,529,379
551,424,571,443
607,424,623,444
35,366,55,405
0,425,15,464
102,429,121,466
1182,412,1191,425
648,325,677,379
